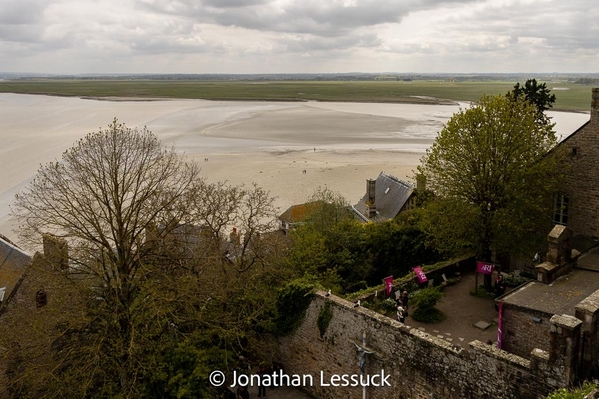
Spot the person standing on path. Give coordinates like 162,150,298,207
400,291,409,314
397,304,406,323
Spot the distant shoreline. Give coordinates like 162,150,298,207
0,80,592,112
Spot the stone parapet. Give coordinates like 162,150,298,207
276,292,576,399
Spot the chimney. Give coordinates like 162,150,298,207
592,88,599,121
366,179,376,218
230,227,240,246
42,233,68,270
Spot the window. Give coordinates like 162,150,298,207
36,289,47,308
553,193,569,225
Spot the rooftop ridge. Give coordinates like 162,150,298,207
380,171,414,188
0,235,31,259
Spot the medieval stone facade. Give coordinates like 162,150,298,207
558,88,599,238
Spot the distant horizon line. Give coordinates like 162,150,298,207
2,72,599,78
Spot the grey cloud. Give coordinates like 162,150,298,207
0,24,45,43
277,31,382,53
201,0,270,8
137,0,479,37
441,0,599,52
0,0,51,25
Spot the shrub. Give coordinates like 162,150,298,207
503,274,532,288
411,287,445,323
317,301,333,338
273,278,315,336
547,381,596,399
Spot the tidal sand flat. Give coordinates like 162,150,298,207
0,93,589,241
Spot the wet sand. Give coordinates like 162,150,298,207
0,93,589,242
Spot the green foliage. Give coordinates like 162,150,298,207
317,301,334,338
503,274,533,288
470,285,496,299
510,79,556,114
362,217,442,284
143,340,224,399
285,203,441,295
547,382,596,399
343,284,383,301
380,298,399,312
417,94,564,261
0,80,591,111
5,120,292,397
411,287,445,323
273,278,316,336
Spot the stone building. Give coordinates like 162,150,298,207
499,224,599,381
0,234,31,310
555,88,599,238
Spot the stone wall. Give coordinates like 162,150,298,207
502,300,553,358
277,292,578,399
560,88,599,238
575,289,599,379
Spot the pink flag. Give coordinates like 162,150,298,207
384,276,394,296
477,261,495,275
498,301,503,349
413,266,427,283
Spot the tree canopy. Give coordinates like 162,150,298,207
6,119,288,398
417,94,564,265
509,79,556,120
284,187,440,293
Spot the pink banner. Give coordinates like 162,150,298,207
413,267,427,283
384,276,394,296
498,301,503,349
477,261,495,275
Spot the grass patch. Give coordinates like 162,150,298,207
0,80,592,111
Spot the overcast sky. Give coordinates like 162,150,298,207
1,0,597,75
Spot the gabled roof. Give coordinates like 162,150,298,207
278,201,323,224
558,120,590,146
0,235,31,305
353,172,414,222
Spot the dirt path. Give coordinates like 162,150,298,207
404,271,499,348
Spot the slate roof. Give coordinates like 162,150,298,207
0,235,31,305
353,172,414,222
500,268,599,317
501,245,599,317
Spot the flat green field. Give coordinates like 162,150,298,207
0,79,593,112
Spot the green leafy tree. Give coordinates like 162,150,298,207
362,217,441,283
417,94,564,270
284,188,441,293
509,79,556,123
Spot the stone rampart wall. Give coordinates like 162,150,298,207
277,292,571,399
502,303,553,359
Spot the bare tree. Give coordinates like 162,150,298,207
186,181,279,272
9,118,200,396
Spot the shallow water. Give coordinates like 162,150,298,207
0,93,590,241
